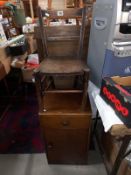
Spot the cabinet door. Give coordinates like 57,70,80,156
44,128,90,164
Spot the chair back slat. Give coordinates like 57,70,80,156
35,26,80,57
77,6,86,59
46,26,80,37
35,26,80,38
37,6,91,60
46,8,83,19
38,7,48,57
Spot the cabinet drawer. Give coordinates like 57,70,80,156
40,115,91,129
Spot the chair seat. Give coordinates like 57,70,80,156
38,58,89,74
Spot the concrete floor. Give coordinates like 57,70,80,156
0,152,107,175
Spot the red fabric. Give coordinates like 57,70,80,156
24,63,39,69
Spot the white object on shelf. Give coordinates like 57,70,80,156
22,23,37,33
26,17,33,24
27,54,39,65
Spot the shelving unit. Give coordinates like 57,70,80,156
0,6,19,38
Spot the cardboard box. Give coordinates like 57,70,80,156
100,76,131,127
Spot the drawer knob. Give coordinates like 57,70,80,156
61,120,70,127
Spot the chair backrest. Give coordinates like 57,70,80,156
36,6,91,61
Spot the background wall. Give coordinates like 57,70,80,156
38,0,48,9
52,0,65,9
38,0,65,9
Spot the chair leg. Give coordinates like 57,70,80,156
81,70,89,111
34,72,43,113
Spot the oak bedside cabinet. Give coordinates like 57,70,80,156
39,93,92,164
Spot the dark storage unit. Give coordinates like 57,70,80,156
9,39,28,56
39,93,92,164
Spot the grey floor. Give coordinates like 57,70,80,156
0,151,107,175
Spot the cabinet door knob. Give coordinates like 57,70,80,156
61,120,70,127
47,143,54,149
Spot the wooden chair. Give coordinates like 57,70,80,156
34,5,92,112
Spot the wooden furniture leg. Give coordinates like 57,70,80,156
81,70,89,110
110,135,131,175
34,72,43,113
92,110,99,136
94,111,131,175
